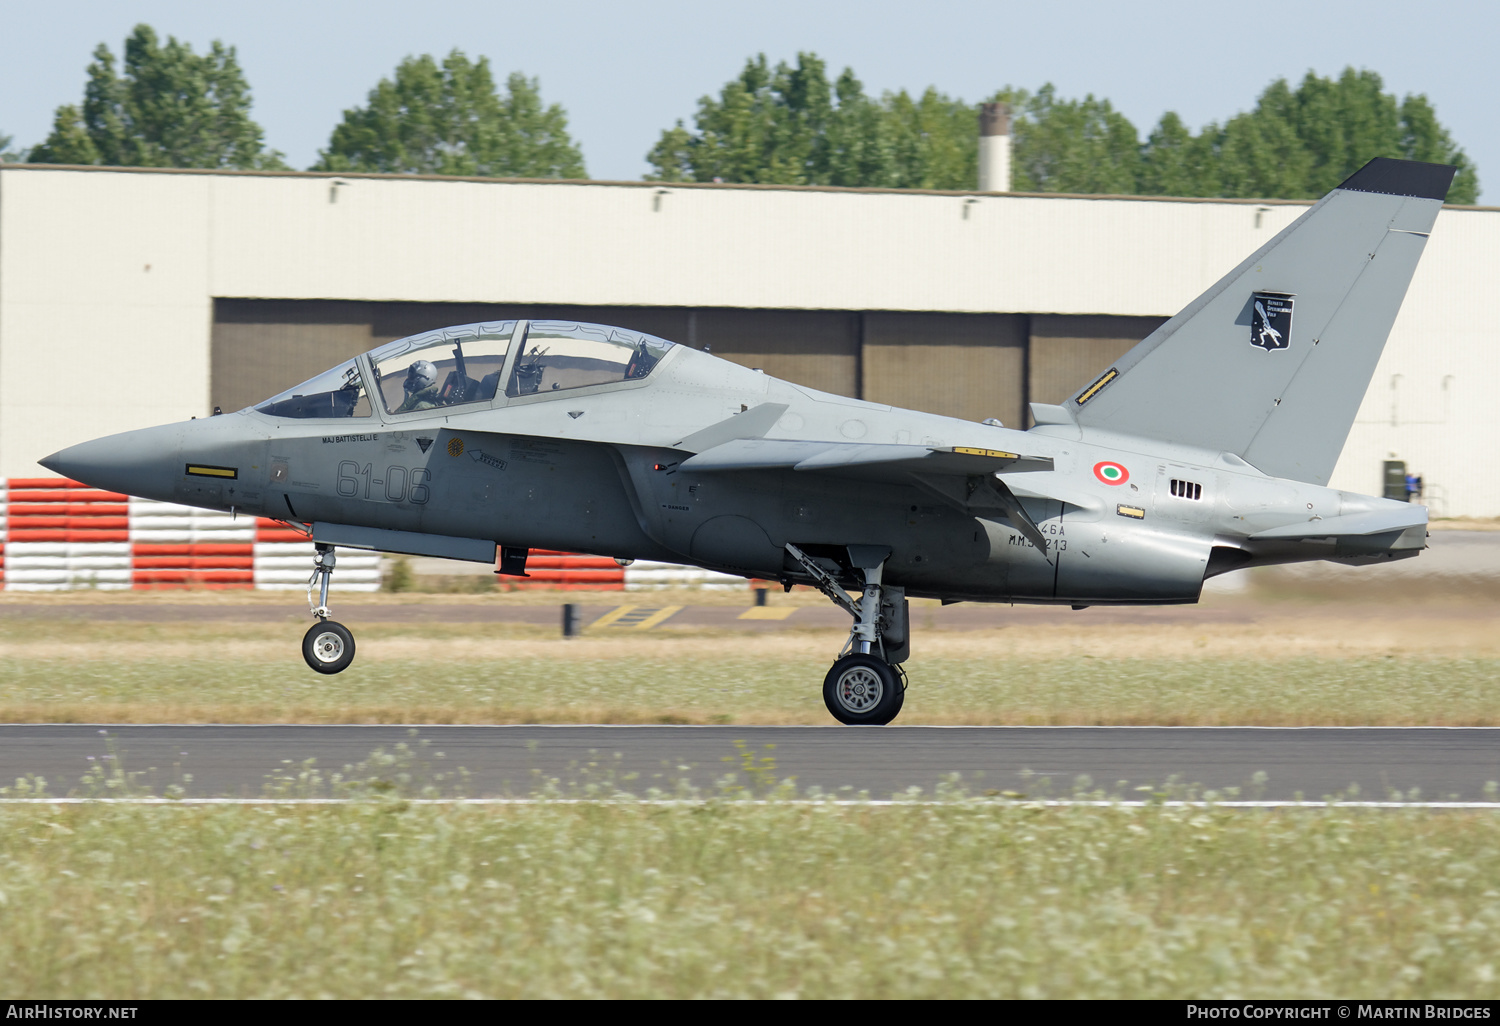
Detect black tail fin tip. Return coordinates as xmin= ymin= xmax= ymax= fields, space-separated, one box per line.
xmin=1336 ymin=157 xmax=1457 ymax=201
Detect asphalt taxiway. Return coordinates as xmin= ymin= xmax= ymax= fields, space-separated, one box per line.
xmin=2 ymin=725 xmax=1496 ymax=801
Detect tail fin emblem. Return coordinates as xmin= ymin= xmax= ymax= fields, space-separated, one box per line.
xmin=1251 ymin=293 xmax=1294 ymax=352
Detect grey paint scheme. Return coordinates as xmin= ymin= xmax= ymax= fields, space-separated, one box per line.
xmin=41 ymin=163 xmax=1448 ymax=607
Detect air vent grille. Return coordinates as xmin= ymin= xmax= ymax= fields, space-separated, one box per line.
xmin=1170 ymin=479 xmax=1203 ymax=500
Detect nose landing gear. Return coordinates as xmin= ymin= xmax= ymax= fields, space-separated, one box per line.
xmin=302 ymin=543 xmax=356 ymax=674
xmin=785 ymin=543 xmax=908 ymax=725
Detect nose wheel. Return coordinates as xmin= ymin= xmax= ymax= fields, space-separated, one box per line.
xmin=303 ymin=620 xmax=356 ymax=674
xmin=301 ymin=542 xmax=357 ymax=674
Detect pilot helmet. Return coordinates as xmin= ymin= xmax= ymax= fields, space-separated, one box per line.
xmin=404 ymin=360 xmax=438 ymax=394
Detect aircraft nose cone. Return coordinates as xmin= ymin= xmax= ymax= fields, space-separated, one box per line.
xmin=39 ymin=424 xmax=186 ymax=501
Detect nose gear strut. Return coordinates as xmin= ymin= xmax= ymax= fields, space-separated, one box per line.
xmin=308 ymin=543 xmax=336 ymax=620
xmin=302 ymin=542 xmax=356 ymax=674
xmin=784 ymin=543 xmax=908 ymax=725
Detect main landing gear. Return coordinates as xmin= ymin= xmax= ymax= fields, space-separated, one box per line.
xmin=302 ymin=543 xmax=356 ymax=674
xmin=784 ymin=543 xmax=909 ymax=726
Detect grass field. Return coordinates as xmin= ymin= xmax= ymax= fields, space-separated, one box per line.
xmin=4 ymin=592 xmax=1499 ymax=999
xmin=2 ymin=794 xmax=1498 ymax=999
xmin=1 ymin=595 xmax=1498 ymax=725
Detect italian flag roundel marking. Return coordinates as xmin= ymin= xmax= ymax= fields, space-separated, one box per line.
xmin=1094 ymin=461 xmax=1129 ymax=485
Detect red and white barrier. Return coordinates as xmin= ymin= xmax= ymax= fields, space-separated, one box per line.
xmin=0 ymin=479 xmax=747 ymax=592
xmin=0 ymin=480 xmax=377 ymax=591
xmin=4 ymin=479 xmax=132 ymax=590
xmin=129 ymin=499 xmax=255 ymax=588
xmin=251 ymin=517 xmax=381 ymax=591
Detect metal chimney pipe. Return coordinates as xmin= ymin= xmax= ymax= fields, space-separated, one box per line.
xmin=978 ymin=102 xmax=1011 ymax=193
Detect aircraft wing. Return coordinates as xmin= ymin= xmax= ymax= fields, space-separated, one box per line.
xmin=679 ymin=438 xmax=1054 ymax=478
xmin=1248 ymin=507 xmax=1428 ymax=540
xmin=680 ymin=438 xmax=1060 ymax=558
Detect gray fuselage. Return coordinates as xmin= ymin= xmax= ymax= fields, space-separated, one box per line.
xmin=47 ymin=340 xmax=1424 ymax=605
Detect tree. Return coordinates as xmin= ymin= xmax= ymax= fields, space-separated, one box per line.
xmin=1138 ymin=112 xmax=1218 ymax=196
xmin=650 ymin=57 xmax=1480 ymax=202
xmin=29 ymin=24 xmax=284 ymax=169
xmin=1010 ymin=85 xmax=1140 ymax=194
xmin=0 ymin=131 xmax=27 ymax=162
xmin=314 ymin=52 xmax=585 ymax=178
xmin=647 ymin=53 xmax=980 ymax=189
xmin=1147 ymin=69 xmax=1479 ymax=203
xmin=882 ymin=86 xmax=981 ymax=190
xmin=647 ymin=53 xmax=832 ymax=185
xmin=823 ymin=68 xmax=895 ymax=187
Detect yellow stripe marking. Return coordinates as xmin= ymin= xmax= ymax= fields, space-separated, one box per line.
xmin=186 ymin=465 xmax=237 ymax=478
xmin=954 ymin=447 xmax=1019 ymax=459
xmin=738 ymin=606 xmax=797 ymax=620
xmin=1075 ymin=367 xmax=1119 ymax=406
xmin=631 ymin=606 xmax=683 ymax=630
xmin=590 ymin=606 xmax=684 ymax=630
xmin=589 ymin=606 xmax=636 ymax=628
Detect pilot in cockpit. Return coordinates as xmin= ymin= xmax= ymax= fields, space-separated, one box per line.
xmin=395 ymin=360 xmax=442 ymax=412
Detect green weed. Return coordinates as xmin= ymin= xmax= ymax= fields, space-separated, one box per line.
xmin=1 ymin=797 xmax=1498 ymax=998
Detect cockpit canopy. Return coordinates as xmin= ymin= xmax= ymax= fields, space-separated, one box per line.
xmin=253 ymin=320 xmax=675 ymax=420
xmin=371 ymin=321 xmax=517 ymax=414
xmin=505 ymin=321 xmax=670 ymax=397
xmin=254 ymin=359 xmax=371 ymax=420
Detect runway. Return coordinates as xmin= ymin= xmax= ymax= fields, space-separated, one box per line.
xmin=3 ymin=724 xmax=1497 ymax=801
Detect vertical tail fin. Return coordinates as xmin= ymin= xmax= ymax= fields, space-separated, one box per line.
xmin=1060 ymin=158 xmax=1455 ymax=485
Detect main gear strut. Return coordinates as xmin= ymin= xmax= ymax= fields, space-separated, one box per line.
xmin=784 ymin=543 xmax=909 ymax=725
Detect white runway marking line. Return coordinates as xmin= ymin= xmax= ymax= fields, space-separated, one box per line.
xmin=3 ymin=799 xmax=1499 ymax=809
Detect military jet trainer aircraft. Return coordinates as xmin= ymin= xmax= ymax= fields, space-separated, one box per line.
xmin=43 ymin=157 xmax=1454 ymax=725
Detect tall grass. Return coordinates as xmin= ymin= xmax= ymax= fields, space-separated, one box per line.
xmin=2 ymin=652 xmax=1498 ymax=725
xmin=2 ymin=794 xmax=1498 ymax=998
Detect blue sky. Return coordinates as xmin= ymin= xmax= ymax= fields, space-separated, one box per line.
xmin=3 ymin=0 xmax=1495 ymax=199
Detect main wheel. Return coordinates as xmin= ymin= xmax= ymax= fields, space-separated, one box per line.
xmin=303 ymin=620 xmax=356 ymax=674
xmin=823 ymin=654 xmax=904 ymax=725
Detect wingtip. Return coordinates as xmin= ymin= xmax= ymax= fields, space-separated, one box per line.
xmin=1336 ymin=157 xmax=1457 ymax=201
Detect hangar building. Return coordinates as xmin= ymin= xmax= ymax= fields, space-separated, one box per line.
xmin=1 ymin=164 xmax=1497 ymax=515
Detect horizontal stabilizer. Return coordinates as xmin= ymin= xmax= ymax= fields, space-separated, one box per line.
xmin=680 ymin=438 xmax=1053 ymax=478
xmin=1248 ymin=506 xmax=1427 ymax=541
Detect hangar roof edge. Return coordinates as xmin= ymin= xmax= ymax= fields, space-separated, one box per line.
xmin=5 ymin=162 xmax=1493 ymax=211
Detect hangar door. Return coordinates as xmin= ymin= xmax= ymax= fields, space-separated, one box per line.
xmin=863 ymin=313 xmax=1027 ymax=428
xmin=1026 ymin=314 xmax=1166 ymax=425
